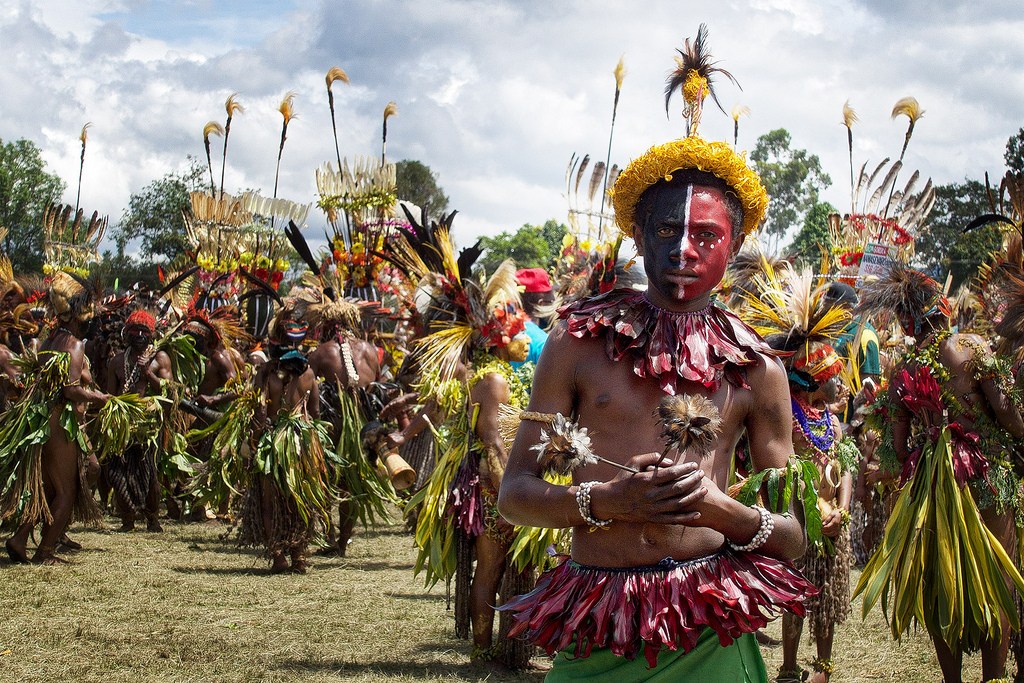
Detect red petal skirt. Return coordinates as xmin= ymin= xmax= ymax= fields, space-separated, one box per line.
xmin=500 ymin=548 xmax=817 ymax=668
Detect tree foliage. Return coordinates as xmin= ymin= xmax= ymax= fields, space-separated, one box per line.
xmin=0 ymin=137 xmax=66 ymax=273
xmin=750 ymin=129 xmax=831 ymax=247
xmin=477 ymin=220 xmax=567 ymax=274
xmin=787 ymin=200 xmax=837 ymax=268
xmin=113 ymin=158 xmax=206 ymax=264
xmin=1005 ymin=127 xmax=1024 ymax=175
xmin=917 ymin=180 xmax=1003 ymax=289
xmin=396 ymin=160 xmax=449 ymax=215
xmin=540 ymin=220 xmax=569 ymax=262
xmin=92 ymin=249 xmax=163 ymax=290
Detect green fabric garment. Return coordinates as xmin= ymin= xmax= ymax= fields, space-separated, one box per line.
xmin=545 ymin=629 xmax=767 ymax=683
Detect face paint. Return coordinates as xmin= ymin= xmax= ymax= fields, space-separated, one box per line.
xmin=636 ymin=183 xmax=734 ymax=310
xmin=124 ymin=326 xmax=151 ymax=352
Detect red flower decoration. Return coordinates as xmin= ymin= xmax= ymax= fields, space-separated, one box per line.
xmin=892 ymin=225 xmax=912 ymax=246
xmin=839 ymin=251 xmax=864 ymax=267
xmin=893 ymin=366 xmax=943 ymax=417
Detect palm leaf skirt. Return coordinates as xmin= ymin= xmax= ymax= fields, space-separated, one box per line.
xmin=854 ymin=426 xmax=1024 ymax=651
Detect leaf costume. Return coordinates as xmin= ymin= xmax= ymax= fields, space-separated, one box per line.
xmin=855 ymin=332 xmax=1024 ymax=651
xmin=237 ymin=405 xmax=337 ymax=558
xmin=0 ymin=350 xmax=101 ymax=527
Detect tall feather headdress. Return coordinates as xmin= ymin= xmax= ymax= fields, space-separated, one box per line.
xmin=829 ymin=97 xmax=935 ymax=283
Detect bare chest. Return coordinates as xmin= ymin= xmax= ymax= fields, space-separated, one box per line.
xmin=572 ymin=340 xmax=748 ymax=482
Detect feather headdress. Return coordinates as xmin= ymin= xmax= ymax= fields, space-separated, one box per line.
xmin=183 ymin=305 xmax=251 ymax=351
xmin=42 ymin=203 xmax=106 ymax=278
xmin=378 ymin=208 xmax=524 ymax=379
xmin=855 ymin=261 xmax=950 ymax=335
xmin=285 ymin=280 xmax=365 ymax=338
xmin=742 ymin=265 xmax=850 ymax=356
xmin=969 ymin=170 xmax=1024 ymax=352
xmin=612 ymin=25 xmax=767 ymax=238
xmin=315 ymin=157 xmax=400 ymax=296
xmin=565 ymin=152 xmax=619 ymax=241
xmin=0 ymin=250 xmax=19 ymax=302
xmin=183 ymin=191 xmax=296 ymax=310
xmin=830 ymin=96 xmax=934 ymax=281
xmin=47 ymin=270 xmax=99 ymax=323
xmin=994 ymin=270 xmax=1024 ymax=363
xmin=664 ymin=23 xmax=740 ymax=136
xmin=723 ymin=239 xmax=791 ymax=310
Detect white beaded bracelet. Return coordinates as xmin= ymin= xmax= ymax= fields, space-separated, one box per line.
xmin=728 ymin=505 xmax=774 ymax=552
xmin=576 ymin=481 xmax=611 ymax=530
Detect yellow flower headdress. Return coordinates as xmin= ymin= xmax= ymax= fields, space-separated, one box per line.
xmin=610 ymin=25 xmax=768 ymax=238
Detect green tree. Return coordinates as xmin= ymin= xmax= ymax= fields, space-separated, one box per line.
xmin=787 ymin=200 xmax=837 ymax=268
xmin=917 ymin=180 xmax=1002 ymax=289
xmin=1005 ymin=127 xmax=1024 ymax=175
xmin=478 ymin=223 xmax=552 ymax=274
xmin=540 ymin=219 xmax=569 ymax=260
xmin=396 ymin=160 xmax=449 ymax=215
xmin=113 ymin=158 xmax=206 ymax=263
xmin=0 ymin=137 xmax=67 ymax=273
xmin=92 ymin=249 xmax=163 ymax=290
xmin=750 ymin=129 xmax=831 ymax=249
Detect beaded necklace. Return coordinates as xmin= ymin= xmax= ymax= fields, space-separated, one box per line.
xmin=791 ymin=397 xmax=835 ymax=462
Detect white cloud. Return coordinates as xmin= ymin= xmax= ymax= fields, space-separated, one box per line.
xmin=1 ymin=0 xmax=1021 ymax=256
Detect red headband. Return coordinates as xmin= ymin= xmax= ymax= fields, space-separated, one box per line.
xmin=125 ymin=309 xmax=156 ymax=334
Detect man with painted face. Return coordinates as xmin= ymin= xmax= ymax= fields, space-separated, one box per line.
xmin=497 ymin=28 xmax=813 ymax=680
xmin=104 ymin=309 xmax=173 ymax=532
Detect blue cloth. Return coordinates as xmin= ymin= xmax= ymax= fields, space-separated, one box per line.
xmin=511 ymin=320 xmax=548 ymax=369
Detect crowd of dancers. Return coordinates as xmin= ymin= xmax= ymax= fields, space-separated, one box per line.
xmin=2 ymin=25 xmax=1024 ymax=683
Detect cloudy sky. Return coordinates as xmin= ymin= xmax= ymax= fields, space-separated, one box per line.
xmin=1 ymin=0 xmax=1021 ymax=249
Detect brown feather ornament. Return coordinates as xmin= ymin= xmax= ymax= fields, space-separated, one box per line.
xmin=657 ymin=394 xmax=722 ymax=461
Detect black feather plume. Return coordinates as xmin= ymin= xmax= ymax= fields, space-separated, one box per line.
xmin=664 ymin=24 xmax=740 ymax=117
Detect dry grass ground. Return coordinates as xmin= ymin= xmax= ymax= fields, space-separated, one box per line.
xmin=0 ymin=511 xmax=987 ymax=682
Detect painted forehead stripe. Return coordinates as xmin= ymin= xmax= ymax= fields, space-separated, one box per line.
xmin=682 ymin=184 xmax=693 ymax=237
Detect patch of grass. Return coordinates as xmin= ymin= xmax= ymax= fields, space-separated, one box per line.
xmin=0 ymin=512 xmax=988 ymax=682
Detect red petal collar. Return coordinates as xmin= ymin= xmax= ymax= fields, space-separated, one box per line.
xmin=560 ymin=289 xmax=773 ymax=394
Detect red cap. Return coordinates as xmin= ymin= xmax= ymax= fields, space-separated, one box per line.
xmin=515 ymin=268 xmax=552 ymax=293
